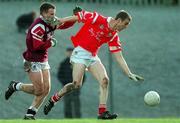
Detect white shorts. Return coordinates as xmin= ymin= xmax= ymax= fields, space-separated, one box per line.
xmin=23 ymin=60 xmax=50 ymax=72
xmin=70 ymin=46 xmax=100 ymax=68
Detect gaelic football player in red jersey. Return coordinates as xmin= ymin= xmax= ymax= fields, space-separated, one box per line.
xmin=44 ymin=7 xmax=144 ymax=119
xmin=5 ymin=2 xmax=75 ymax=120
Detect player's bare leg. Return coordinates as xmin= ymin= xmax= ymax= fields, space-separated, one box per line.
xmin=5 ymin=69 xmax=51 ymax=120
xmin=22 ymin=70 xmax=43 ymax=119
xmin=23 ymin=69 xmax=51 ymax=119
xmin=5 ymin=70 xmax=46 ymax=100
xmin=89 ymin=61 xmax=117 ymax=119
xmin=44 ymin=63 xmax=85 ymax=115
xmin=30 ymin=70 xmax=51 ymax=107
xmin=5 ymin=81 xmax=35 ymax=100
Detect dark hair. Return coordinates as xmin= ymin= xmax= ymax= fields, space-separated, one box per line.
xmin=66 ymin=47 xmax=74 ymax=51
xmin=40 ymin=2 xmax=56 ymax=15
xmin=115 ymin=10 xmax=132 ymax=21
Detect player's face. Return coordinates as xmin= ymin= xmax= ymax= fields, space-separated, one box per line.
xmin=66 ymin=51 xmax=73 ymax=57
xmin=115 ymin=18 xmax=130 ymax=32
xmin=43 ymin=8 xmax=56 ymax=23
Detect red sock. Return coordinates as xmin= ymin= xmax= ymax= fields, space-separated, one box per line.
xmin=98 ymin=104 xmax=106 ymax=115
xmin=51 ymin=93 xmax=60 ymax=103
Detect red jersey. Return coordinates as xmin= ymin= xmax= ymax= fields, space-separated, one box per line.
xmin=71 ymin=10 xmax=122 ymax=56
xmin=23 ymin=17 xmax=75 ymax=62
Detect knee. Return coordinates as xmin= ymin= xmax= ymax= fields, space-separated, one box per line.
xmin=73 ymin=81 xmax=82 ymax=89
xmin=101 ymin=77 xmax=109 ymax=88
xmin=34 ymin=85 xmax=44 ymax=96
xmin=34 ymin=89 xmax=44 ymax=96
xmin=65 ymin=82 xmax=76 ymax=92
xmin=65 ymin=81 xmax=82 ymax=93
xmin=44 ymin=85 xmax=51 ymax=96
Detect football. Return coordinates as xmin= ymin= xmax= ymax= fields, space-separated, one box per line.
xmin=144 ymin=91 xmax=160 ymax=106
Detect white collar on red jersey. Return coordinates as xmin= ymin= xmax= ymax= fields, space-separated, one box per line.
xmin=107 ymin=17 xmax=112 ymax=23
xmin=107 ymin=17 xmax=112 ymax=28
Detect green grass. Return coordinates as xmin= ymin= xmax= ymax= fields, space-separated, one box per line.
xmin=1 ymin=119 xmax=180 ymax=123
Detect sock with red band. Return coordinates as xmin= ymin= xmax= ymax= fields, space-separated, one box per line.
xmin=51 ymin=93 xmax=61 ymax=103
xmin=98 ymin=104 xmax=107 ymax=115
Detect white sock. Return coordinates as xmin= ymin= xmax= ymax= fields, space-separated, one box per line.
xmin=15 ymin=83 xmax=22 ymax=91
xmin=25 ymin=114 xmax=33 ymax=116
xmin=29 ymin=106 xmax=38 ymax=112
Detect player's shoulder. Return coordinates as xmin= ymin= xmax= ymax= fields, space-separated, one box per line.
xmin=31 ymin=19 xmax=45 ymax=32
xmin=30 ymin=24 xmax=45 ymax=37
xmin=91 ymin=11 xmax=107 ymax=24
xmin=32 ymin=17 xmax=45 ymax=28
xmin=82 ymin=10 xmax=100 ymax=18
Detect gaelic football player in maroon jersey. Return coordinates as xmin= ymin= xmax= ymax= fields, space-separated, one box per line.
xmin=5 ymin=2 xmax=75 ymax=120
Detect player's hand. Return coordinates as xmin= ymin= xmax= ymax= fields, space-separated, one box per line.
xmin=129 ymin=73 xmax=144 ymax=82
xmin=73 ymin=6 xmax=83 ymax=15
xmin=51 ymin=16 xmax=61 ymax=26
xmin=47 ymin=16 xmax=61 ymax=26
xmin=51 ymin=38 xmax=58 ymax=47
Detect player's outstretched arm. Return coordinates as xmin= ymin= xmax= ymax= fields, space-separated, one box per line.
xmin=113 ymin=51 xmax=144 ymax=82
xmin=60 ymin=16 xmax=79 ymax=23
xmin=57 ymin=5 xmax=82 ymax=25
xmin=55 ymin=7 xmax=83 ymax=30
xmin=56 ymin=16 xmax=78 ymax=29
xmin=49 ymin=15 xmax=78 ymax=29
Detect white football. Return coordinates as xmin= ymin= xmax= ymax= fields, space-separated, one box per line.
xmin=144 ymin=91 xmax=160 ymax=106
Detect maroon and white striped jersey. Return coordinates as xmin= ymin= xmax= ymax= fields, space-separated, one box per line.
xmin=23 ymin=17 xmax=75 ymax=62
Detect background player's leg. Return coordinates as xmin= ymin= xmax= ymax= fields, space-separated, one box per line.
xmin=64 ymin=93 xmax=73 ymax=118
xmin=73 ymin=89 xmax=81 ymax=118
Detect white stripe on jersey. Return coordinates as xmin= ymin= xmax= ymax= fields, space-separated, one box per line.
xmin=109 ymin=33 xmax=118 ymax=42
xmin=31 ymin=23 xmax=45 ymax=39
xmin=107 ymin=17 xmax=112 ymax=23
xmin=79 ymin=12 xmax=83 ymax=20
xmin=32 ymin=35 xmax=42 ymax=42
xmin=92 ymin=12 xmax=99 ymax=24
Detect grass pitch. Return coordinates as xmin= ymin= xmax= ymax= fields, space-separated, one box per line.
xmin=0 ymin=119 xmax=180 ymax=123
